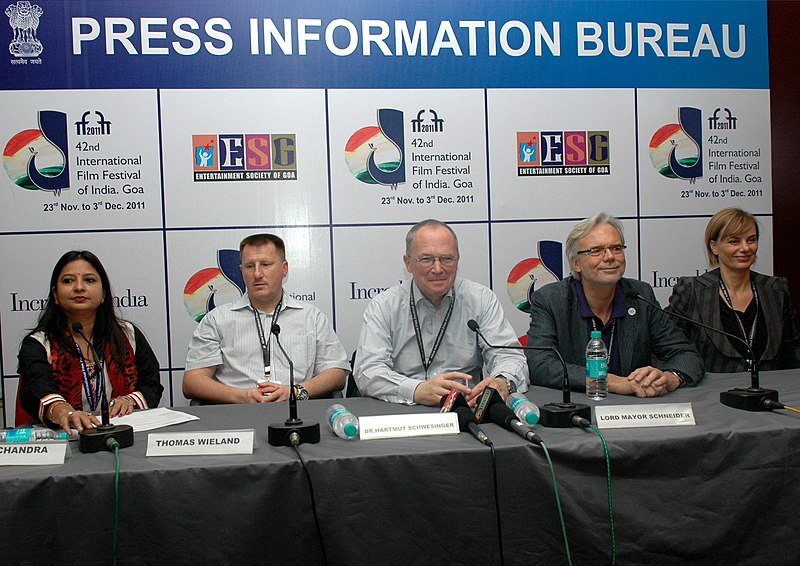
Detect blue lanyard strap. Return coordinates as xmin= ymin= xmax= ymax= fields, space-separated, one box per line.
xmin=73 ymin=339 xmax=104 ymax=411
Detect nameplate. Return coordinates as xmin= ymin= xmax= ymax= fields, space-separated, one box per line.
xmin=146 ymin=429 xmax=255 ymax=456
xmin=595 ymin=403 xmax=695 ymax=429
xmin=0 ymin=442 xmax=69 ymax=465
xmin=359 ymin=413 xmax=459 ymax=440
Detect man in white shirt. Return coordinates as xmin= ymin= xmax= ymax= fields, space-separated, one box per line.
xmin=353 ymin=219 xmax=528 ymax=406
xmin=184 ymin=234 xmax=349 ymax=403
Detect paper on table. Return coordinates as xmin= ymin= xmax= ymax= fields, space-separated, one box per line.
xmin=109 ymin=407 xmax=199 ymax=432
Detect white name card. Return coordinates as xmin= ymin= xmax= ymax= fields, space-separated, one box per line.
xmin=0 ymin=442 xmax=69 ymax=465
xmin=595 ymin=403 xmax=696 ymax=429
xmin=359 ymin=413 xmax=459 ymax=440
xmin=146 ymin=429 xmax=255 ymax=456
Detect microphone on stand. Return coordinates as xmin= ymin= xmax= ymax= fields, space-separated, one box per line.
xmin=467 ymin=319 xmax=591 ymax=428
xmin=267 ymin=323 xmax=320 ymax=446
xmin=71 ymin=322 xmax=134 ymax=453
xmin=626 ymin=288 xmax=780 ymax=411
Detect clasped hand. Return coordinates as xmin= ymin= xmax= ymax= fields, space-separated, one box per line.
xmin=610 ymin=366 xmax=679 ymax=397
xmin=243 ymin=381 xmax=291 ymax=403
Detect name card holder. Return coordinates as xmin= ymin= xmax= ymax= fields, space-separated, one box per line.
xmin=147 ymin=429 xmax=255 ymax=456
xmin=359 ymin=413 xmax=459 ymax=440
xmin=0 ymin=441 xmax=70 ymax=466
xmin=595 ymin=403 xmax=696 ymax=429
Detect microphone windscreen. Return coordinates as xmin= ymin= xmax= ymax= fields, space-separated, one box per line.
xmin=71 ymin=321 xmax=84 ymax=333
xmin=451 ymin=392 xmax=471 ymax=410
xmin=271 ymin=323 xmax=281 ymax=335
xmin=439 ymin=389 xmax=470 ymax=413
xmin=622 ymin=285 xmax=639 ymax=300
xmin=454 ymin=406 xmax=478 ymax=432
xmin=467 ymin=319 xmax=479 ymax=332
xmin=487 ymin=401 xmax=515 ymax=429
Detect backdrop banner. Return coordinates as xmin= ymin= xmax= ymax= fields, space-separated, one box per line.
xmin=0 ymin=0 xmax=771 ymax=425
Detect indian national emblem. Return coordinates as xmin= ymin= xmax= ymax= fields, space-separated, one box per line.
xmin=6 ymin=1 xmax=43 ymax=57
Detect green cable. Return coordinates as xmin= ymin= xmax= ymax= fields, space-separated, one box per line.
xmin=588 ymin=425 xmax=616 ymax=565
xmin=539 ymin=442 xmax=573 ymax=566
xmin=108 ymin=439 xmax=121 ymax=566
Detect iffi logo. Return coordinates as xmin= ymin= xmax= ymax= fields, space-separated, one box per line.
xmin=75 ymin=111 xmax=111 ymax=136
xmin=516 ymin=131 xmax=610 ymax=177
xmin=506 ymin=241 xmax=563 ymax=315
xmin=648 ymin=107 xmax=703 ymax=183
xmin=3 ymin=110 xmax=70 ymax=194
xmin=192 ymin=133 xmax=297 ymax=182
xmin=507 ymin=240 xmax=562 ymax=344
xmin=344 ymin=108 xmax=406 ymax=188
xmin=183 ymin=249 xmax=246 ymax=322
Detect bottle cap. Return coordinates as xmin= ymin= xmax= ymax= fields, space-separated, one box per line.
xmin=590 ymin=330 xmax=602 ymax=338
xmin=343 ymin=423 xmax=358 ymax=438
xmin=524 ymin=412 xmax=539 ymax=425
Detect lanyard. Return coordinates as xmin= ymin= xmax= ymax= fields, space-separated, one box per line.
xmin=73 ymin=339 xmax=104 ymax=412
xmin=590 ymin=318 xmax=616 ymax=360
xmin=252 ymin=295 xmax=283 ymax=380
xmin=719 ymin=277 xmax=759 ymax=349
xmin=409 ymin=284 xmax=455 ymax=375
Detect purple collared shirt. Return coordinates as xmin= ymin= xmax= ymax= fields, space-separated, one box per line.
xmin=574 ymin=280 xmax=628 ymax=376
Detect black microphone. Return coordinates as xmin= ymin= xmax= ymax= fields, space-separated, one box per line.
xmin=440 ymin=391 xmax=492 ymax=445
xmin=625 ymin=288 xmax=780 ymax=412
xmin=272 ymin=324 xmax=298 ymax=420
xmin=455 ymin=406 xmax=493 ymax=447
xmin=267 ymin=323 xmax=320 ymax=446
xmin=487 ymin=402 xmax=542 ymax=446
xmin=71 ymin=321 xmax=134 ymax=453
xmin=467 ymin=319 xmax=591 ymax=428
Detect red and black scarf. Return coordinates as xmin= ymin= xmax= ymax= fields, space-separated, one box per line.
xmin=47 ymin=329 xmax=138 ymax=410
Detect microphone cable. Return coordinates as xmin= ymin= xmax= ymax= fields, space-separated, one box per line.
xmin=484 ymin=399 xmax=574 ymax=565
xmin=764 ymin=399 xmax=800 ymax=414
xmin=581 ymin=423 xmax=617 ymax=566
xmin=537 ymin=440 xmax=573 ymax=566
xmin=291 ymin=445 xmax=329 ymax=566
xmin=108 ymin=437 xmax=121 ymax=566
xmin=449 ymin=397 xmax=506 ymax=565
xmin=487 ymin=442 xmax=506 ymax=566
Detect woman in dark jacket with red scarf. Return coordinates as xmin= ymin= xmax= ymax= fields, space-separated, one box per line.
xmin=18 ymin=250 xmax=163 ymax=435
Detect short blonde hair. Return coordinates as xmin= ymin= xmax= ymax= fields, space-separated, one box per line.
xmin=705 ymin=208 xmax=759 ymax=266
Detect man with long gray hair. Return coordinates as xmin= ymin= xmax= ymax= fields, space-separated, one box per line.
xmin=526 ymin=212 xmax=703 ymax=396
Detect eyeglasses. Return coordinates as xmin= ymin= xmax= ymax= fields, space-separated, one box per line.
xmin=414 ymin=255 xmax=458 ymax=268
xmin=576 ymin=245 xmax=627 ymax=258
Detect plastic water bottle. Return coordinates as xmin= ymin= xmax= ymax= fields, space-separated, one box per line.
xmin=0 ymin=428 xmax=69 ymax=442
xmin=506 ymin=393 xmax=540 ymax=425
xmin=586 ymin=330 xmax=609 ymax=400
xmin=326 ymin=404 xmax=359 ymax=440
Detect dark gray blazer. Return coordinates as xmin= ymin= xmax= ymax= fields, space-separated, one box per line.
xmin=667 ymin=268 xmax=800 ymax=372
xmin=526 ymin=277 xmax=704 ymax=391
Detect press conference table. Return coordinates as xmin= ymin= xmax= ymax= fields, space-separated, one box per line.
xmin=1 ymin=371 xmax=799 ymax=565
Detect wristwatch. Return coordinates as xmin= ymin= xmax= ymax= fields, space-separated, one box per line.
xmin=294 ymin=384 xmax=310 ymax=401
xmin=498 ymin=375 xmax=517 ymax=394
xmin=667 ymin=370 xmax=686 ymax=388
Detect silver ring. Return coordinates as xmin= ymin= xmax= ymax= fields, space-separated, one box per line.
xmin=67 ymin=411 xmax=74 ymax=418
xmin=110 ymin=399 xmax=116 ymax=407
